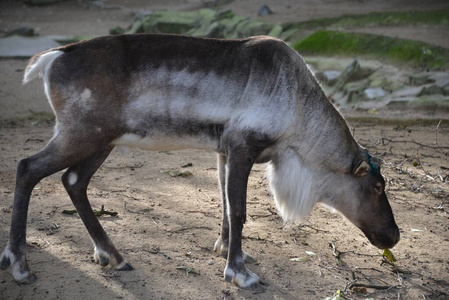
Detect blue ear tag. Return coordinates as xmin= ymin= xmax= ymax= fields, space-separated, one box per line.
xmin=366 ymin=154 xmax=381 ymax=176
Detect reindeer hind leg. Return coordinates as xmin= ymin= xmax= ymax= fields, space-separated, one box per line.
xmin=61 ymin=146 xmax=133 ymax=271
xmin=1 ymin=132 xmax=115 ymax=283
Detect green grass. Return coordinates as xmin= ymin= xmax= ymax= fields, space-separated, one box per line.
xmin=292 ymin=30 xmax=449 ymax=69
xmin=283 ymin=11 xmax=449 ymax=30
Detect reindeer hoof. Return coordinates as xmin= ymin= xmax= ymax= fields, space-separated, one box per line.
xmin=217 ymin=250 xmax=256 ymax=264
xmin=94 ymin=253 xmax=109 ymax=267
xmin=224 ymin=266 xmax=267 ymax=291
xmin=93 ymin=247 xmax=112 ymax=267
xmin=242 ymin=252 xmax=257 ymax=264
xmin=245 ymin=280 xmax=268 ymax=291
xmin=1 ymin=247 xmax=37 ymax=284
xmin=213 ymin=236 xmax=224 ymax=253
xmin=93 ymin=247 xmax=132 ymax=271
xmin=214 ymin=237 xmax=256 ymax=264
xmin=0 ymin=254 xmax=11 ymax=270
xmin=14 ymin=271 xmax=37 ymax=284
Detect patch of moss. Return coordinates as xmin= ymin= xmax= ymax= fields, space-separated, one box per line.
xmin=292 ymin=31 xmax=449 ymax=69
xmin=54 ymin=36 xmax=93 ymax=45
xmin=284 ymin=11 xmax=449 ymax=30
xmin=408 ymin=96 xmax=449 ymax=108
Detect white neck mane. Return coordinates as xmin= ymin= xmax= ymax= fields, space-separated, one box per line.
xmin=267 ymin=147 xmax=318 ymax=222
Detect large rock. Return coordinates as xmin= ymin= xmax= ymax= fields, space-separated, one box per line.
xmin=122 ymin=9 xmax=283 ymax=39
xmin=392 ymin=86 xmax=423 ymax=98
xmin=144 ymin=10 xmax=202 ymax=34
xmin=0 ymin=36 xmax=60 ymax=58
xmin=230 ymin=19 xmax=281 ymax=38
xmin=344 ymin=80 xmax=369 ymax=103
xmin=309 ymin=57 xmax=449 ymax=110
xmin=418 ymin=84 xmax=444 ymax=96
xmin=443 ymin=86 xmax=449 ymax=96
xmin=334 ymin=60 xmax=372 ymax=90
xmin=428 ymin=72 xmax=449 ymax=89
xmin=364 ymin=87 xmax=386 ymax=100
xmin=409 ymin=73 xmax=434 ymax=86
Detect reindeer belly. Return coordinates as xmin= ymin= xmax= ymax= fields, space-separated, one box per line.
xmin=112 ymin=132 xmax=219 ymax=151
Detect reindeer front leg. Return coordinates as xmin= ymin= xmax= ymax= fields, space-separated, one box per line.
xmin=222 ymin=143 xmax=266 ymax=290
xmin=214 ymin=153 xmax=256 ymax=264
xmin=214 ymin=154 xmax=230 ymax=257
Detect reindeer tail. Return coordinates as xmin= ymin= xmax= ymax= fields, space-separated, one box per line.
xmin=23 ymin=50 xmax=64 ymax=84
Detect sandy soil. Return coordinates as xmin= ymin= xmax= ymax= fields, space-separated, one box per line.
xmin=1 ymin=1 xmax=449 ymax=299
xmin=1 ymin=120 xmax=448 ymax=300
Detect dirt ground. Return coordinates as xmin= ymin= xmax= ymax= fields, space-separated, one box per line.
xmin=1 ymin=1 xmax=449 ymax=300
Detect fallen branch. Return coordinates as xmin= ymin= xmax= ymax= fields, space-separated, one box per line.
xmin=349 ymin=282 xmax=398 ymax=290
xmin=329 ymin=241 xmax=341 ymax=266
xmin=381 ymin=260 xmax=412 ymax=274
xmin=63 ymin=206 xmax=118 ymax=217
xmin=99 ymin=272 xmax=120 ymax=278
xmin=371 ymin=137 xmax=449 ymax=151
xmin=167 ymin=226 xmax=212 ymax=233
xmin=249 ymin=208 xmax=278 ymax=219
xmin=94 ymin=205 xmax=118 ymax=217
xmin=341 ymin=250 xmax=383 ymax=258
xmin=298 ymin=223 xmax=330 ymax=233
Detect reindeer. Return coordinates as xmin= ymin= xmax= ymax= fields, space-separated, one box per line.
xmin=0 ymin=34 xmax=399 ymax=290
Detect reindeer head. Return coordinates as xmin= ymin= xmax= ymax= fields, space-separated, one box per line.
xmin=321 ymin=154 xmax=400 ymax=249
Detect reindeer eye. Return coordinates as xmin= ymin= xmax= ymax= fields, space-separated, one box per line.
xmin=374 ymin=182 xmax=382 ymax=194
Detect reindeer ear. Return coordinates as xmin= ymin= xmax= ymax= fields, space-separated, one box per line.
xmin=354 ymin=160 xmax=370 ymax=177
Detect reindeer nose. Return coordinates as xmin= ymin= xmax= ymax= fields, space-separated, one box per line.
xmin=392 ymin=226 xmax=400 ymax=246
xmin=384 ymin=225 xmax=400 ymax=249
xmin=366 ymin=224 xmax=400 ymax=249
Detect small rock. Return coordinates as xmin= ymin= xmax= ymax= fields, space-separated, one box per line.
xmin=347 ymin=90 xmax=362 ymax=103
xmin=258 ymin=4 xmax=273 ymax=16
xmin=409 ymin=74 xmax=434 ymax=86
xmin=364 ymin=87 xmax=386 ymax=100
xmin=322 ymin=70 xmax=341 ymax=86
xmin=109 ymin=26 xmax=125 ymax=35
xmin=165 ymin=170 xmax=192 ymax=177
xmin=335 ymin=60 xmax=371 ymax=90
xmin=4 ymin=27 xmax=35 ymax=37
xmin=392 ymin=86 xmax=423 ymax=98
xmin=443 ymin=85 xmax=449 ymax=96
xmin=418 ymin=84 xmax=444 ymax=96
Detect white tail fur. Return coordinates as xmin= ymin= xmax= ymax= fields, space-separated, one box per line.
xmin=23 ymin=50 xmax=63 ymax=84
